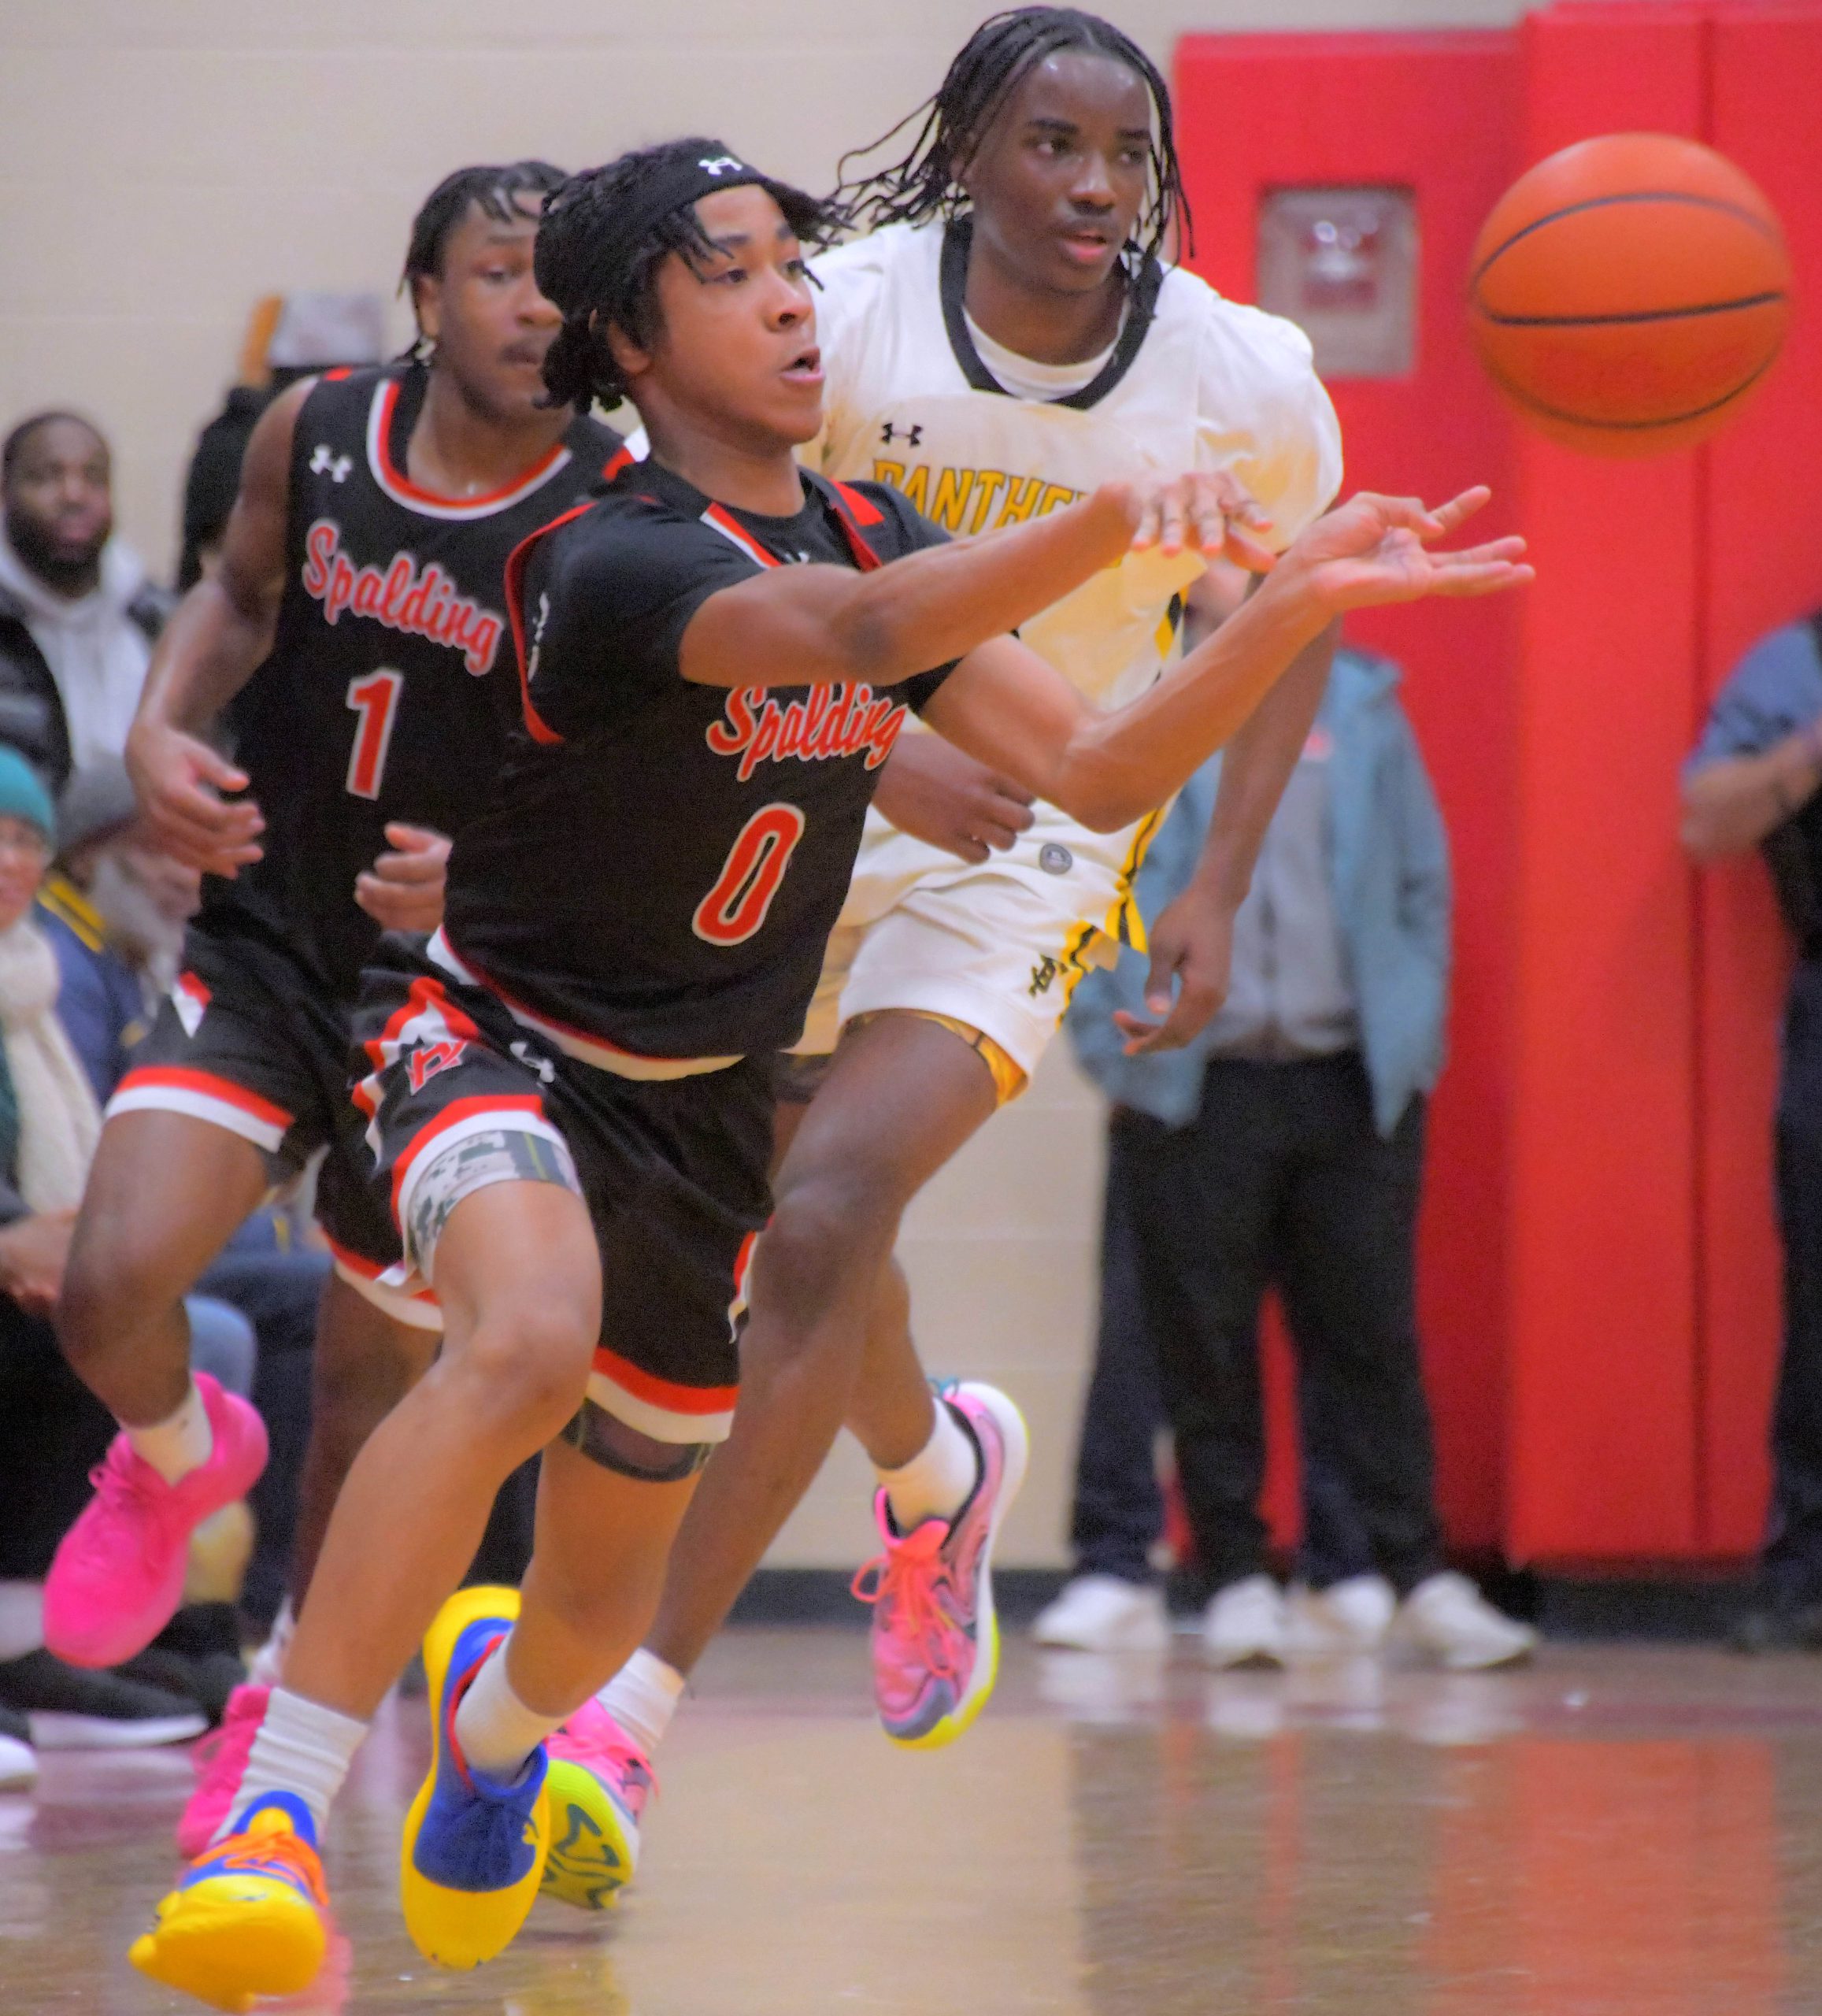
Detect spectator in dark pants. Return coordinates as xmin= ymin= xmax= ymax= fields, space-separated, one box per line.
xmin=1683 ymin=610 xmax=1822 ymax=1650
xmin=1046 ymin=640 xmax=1535 ymax=1670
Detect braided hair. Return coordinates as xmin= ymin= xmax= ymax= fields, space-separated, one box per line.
xmin=402 ymin=160 xmax=568 ymax=291
xmin=537 ymin=139 xmax=840 ymax=413
xmin=398 ymin=160 xmax=568 ymax=365
xmin=833 ymin=8 xmax=1189 ymax=269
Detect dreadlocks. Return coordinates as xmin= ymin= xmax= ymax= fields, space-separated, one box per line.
xmin=401 ymin=160 xmax=568 ymax=293
xmin=536 ymin=139 xmax=841 ymax=413
xmin=833 ymin=8 xmax=1188 ymax=271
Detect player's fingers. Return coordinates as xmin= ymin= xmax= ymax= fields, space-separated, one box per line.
xmin=1111 ymin=1007 xmax=1163 ymax=1054
xmin=987 ymin=784 xmax=1037 ymax=823
xmin=1429 ymin=560 xmax=1536 ymax=597
xmin=1355 ymin=493 xmax=1446 ymax=537
xmin=369 ymin=849 xmax=446 ymax=884
xmin=1423 ymin=486 xmax=1493 ymax=537
xmin=1131 ymin=485 xmax=1165 ymax=550
xmin=383 ymin=821 xmax=449 ymax=853
xmin=1434 ymin=535 xmax=1528 ymax=568
xmin=1224 ymin=524 xmax=1279 ymax=573
xmin=190 ymin=745 xmax=250 ymax=793
xmin=1157 ymin=484 xmax=1188 ymax=556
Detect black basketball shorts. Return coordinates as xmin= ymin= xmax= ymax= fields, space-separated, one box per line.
xmin=106 ymin=918 xmax=409 ymax=1314
xmin=331 ymin=936 xmax=774 ymax=1445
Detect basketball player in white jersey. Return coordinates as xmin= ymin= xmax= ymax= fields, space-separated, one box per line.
xmin=576 ymin=6 xmax=1345 ymax=1877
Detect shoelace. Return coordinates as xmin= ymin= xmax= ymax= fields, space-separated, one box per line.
xmin=556 ymin=1720 xmax=657 ymax=1817
xmin=80 ymin=1447 xmax=172 ymax=1558
xmin=204 ymin=1827 xmax=329 ymax=1909
xmin=851 ymin=1529 xmax=962 ymax=1683
xmin=191 ymin=1690 xmax=265 ymax=1787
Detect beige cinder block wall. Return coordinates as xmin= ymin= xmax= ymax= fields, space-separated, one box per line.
xmin=2 ymin=0 xmax=1542 ymax=1569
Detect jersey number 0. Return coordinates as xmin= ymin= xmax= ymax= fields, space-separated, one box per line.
xmin=693 ymin=802 xmax=806 ymax=947
xmin=345 ymin=669 xmax=404 ymax=800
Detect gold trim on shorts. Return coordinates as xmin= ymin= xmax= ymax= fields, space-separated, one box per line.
xmin=848 ymin=1010 xmax=1027 ymax=1106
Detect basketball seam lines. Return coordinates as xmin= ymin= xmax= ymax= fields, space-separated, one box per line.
xmin=1476 ymin=290 xmax=1786 ymax=329
xmin=1471 ymin=189 xmax=1787 ymax=289
xmin=1479 ymin=346 xmax=1781 ymax=432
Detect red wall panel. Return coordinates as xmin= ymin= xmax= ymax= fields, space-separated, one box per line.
xmin=1175 ymin=2 xmax=1822 ymax=1568
xmin=1504 ymin=6 xmax=1708 ymax=1556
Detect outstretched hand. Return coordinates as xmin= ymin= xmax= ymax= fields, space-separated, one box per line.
xmin=1104 ymin=470 xmax=1281 ymax=573
xmin=1289 ymin=487 xmax=1533 ymax=610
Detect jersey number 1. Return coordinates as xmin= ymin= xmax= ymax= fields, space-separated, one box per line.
xmin=346 ymin=669 xmax=403 ymax=800
xmin=693 ymin=803 xmax=806 ymax=947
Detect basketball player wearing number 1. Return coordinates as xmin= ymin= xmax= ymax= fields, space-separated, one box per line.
xmin=42 ymin=165 xmax=623 ymax=1781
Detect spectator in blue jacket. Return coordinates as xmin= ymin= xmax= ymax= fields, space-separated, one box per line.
xmin=1042 ymin=634 xmax=1534 ymax=1673
xmin=1683 ymin=609 xmax=1822 ymax=1651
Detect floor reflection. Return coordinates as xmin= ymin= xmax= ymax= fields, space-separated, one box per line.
xmin=4 ymin=1632 xmax=1821 ymax=2013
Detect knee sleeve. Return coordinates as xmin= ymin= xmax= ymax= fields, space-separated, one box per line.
xmin=559 ymin=1399 xmax=714 ymax=1484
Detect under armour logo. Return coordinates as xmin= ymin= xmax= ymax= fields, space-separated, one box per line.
xmin=309 ymin=444 xmax=351 ymax=483
xmin=880 ymin=422 xmax=923 ymax=448
xmin=509 ymin=1039 xmax=557 ymax=1086
xmin=698 ymin=155 xmax=745 ymax=177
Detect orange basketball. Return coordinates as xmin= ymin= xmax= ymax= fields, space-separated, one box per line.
xmin=1468 ymin=132 xmax=1791 ymax=457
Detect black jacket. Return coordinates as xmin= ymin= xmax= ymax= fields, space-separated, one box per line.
xmin=0 ymin=577 xmax=172 ymax=792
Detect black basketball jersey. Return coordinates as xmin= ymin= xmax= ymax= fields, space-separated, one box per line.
xmin=202 ymin=362 xmax=624 ymax=999
xmin=441 ymin=460 xmax=955 ymax=1062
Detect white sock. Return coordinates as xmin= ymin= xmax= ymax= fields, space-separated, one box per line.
xmin=878 ymin=1399 xmax=980 ymax=1531
xmin=452 ymin=1635 xmax=563 ymax=1784
xmin=0 ymin=1581 xmax=45 ymax=1663
xmin=596 ymin=1647 xmax=684 ymax=1758
xmin=126 ymin=1377 xmax=213 ymax=1485
xmin=248 ymin=1599 xmax=295 ymax=1689
xmin=213 ymin=1685 xmax=367 ymax=1846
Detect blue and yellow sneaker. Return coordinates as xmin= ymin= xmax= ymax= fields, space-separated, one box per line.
xmin=400 ymin=1585 xmax=550 ymax=1970
xmin=129 ymin=1792 xmax=329 ymax=2013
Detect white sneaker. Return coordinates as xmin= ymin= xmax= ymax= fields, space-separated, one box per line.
xmin=0 ymin=1727 xmax=35 ymax=1792
xmin=1394 ymin=1572 xmax=1538 ymax=1670
xmin=1032 ymin=1574 xmax=1169 ymax=1652
xmin=1285 ymin=1575 xmax=1396 ymax=1656
xmin=1202 ymin=1574 xmax=1287 ymax=1669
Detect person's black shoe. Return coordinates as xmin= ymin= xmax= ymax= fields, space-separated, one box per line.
xmin=1728 ymin=1598 xmax=1822 ymax=1654
xmin=0 ymin=1649 xmax=207 ymax=1749
xmin=115 ymin=1647 xmax=247 ymax=1726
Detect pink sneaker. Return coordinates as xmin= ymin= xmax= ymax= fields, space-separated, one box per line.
xmin=541 ymin=1699 xmax=654 ymax=1910
xmin=44 ymin=1373 xmax=268 ymax=1670
xmin=851 ymin=1382 xmax=1029 ymax=1750
xmin=176 ymin=1681 xmax=270 ymax=1860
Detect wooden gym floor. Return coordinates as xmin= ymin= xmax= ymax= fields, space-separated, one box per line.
xmin=7 ymin=1628 xmax=1822 ymax=2014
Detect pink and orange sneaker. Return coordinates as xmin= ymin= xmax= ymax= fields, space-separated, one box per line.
xmin=176 ymin=1682 xmax=269 ymax=1861
xmin=45 ymin=1373 xmax=268 ymax=1670
xmin=542 ymin=1698 xmax=655 ymax=1910
xmin=851 ymin=1382 xmax=1029 ymax=1751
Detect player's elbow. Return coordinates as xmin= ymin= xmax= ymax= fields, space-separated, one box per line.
xmin=1050 ymin=762 xmax=1150 ymax=835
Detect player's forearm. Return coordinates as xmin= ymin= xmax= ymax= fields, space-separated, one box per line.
xmin=1044 ymin=562 xmax=1332 ymax=833
xmin=1189 ymin=621 xmax=1338 ymax=910
xmin=687 ymin=484 xmax=1137 ymax=691
xmin=136 ymin=577 xmax=276 ymax=737
xmin=1682 ymin=730 xmax=1822 ymax=858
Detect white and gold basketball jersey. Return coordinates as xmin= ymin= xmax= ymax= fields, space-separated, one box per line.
xmin=810 ymin=218 xmax=1343 ymax=713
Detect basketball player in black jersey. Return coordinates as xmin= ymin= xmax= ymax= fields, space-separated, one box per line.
xmin=124 ymin=139 xmax=1527 ymax=2008
xmin=42 ymin=165 xmax=623 ymax=1791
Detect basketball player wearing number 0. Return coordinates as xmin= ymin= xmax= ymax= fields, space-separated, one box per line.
xmin=44 ymin=165 xmax=623 ymax=1727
